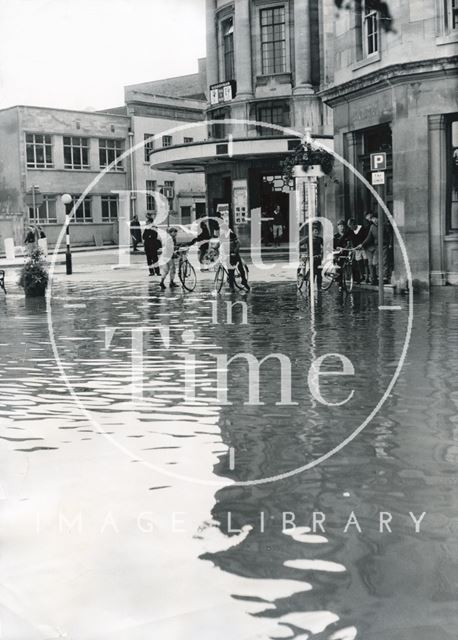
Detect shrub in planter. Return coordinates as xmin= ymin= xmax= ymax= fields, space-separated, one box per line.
xmin=18 ymin=248 xmax=49 ymax=297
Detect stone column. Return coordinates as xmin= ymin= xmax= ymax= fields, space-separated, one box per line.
xmin=206 ymin=0 xmax=218 ymax=89
xmin=429 ymin=114 xmax=447 ymax=285
xmin=293 ymin=0 xmax=313 ymax=94
xmin=234 ymin=0 xmax=253 ymax=100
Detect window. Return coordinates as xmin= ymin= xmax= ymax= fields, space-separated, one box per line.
xmin=161 ymin=180 xmax=175 ymax=210
xmin=162 ymin=135 xmax=173 ymax=148
xmin=356 ymin=0 xmax=379 ymax=58
xmin=181 ymin=206 xmax=192 ymax=223
xmin=211 ymin=109 xmax=228 ymax=139
xmin=445 ymin=0 xmax=458 ymax=32
xmin=448 ymin=118 xmax=458 ymax=232
xmin=28 ymin=195 xmax=57 ymax=223
xmin=184 ymin=137 xmax=194 ymax=144
xmin=260 ymin=6 xmax=287 ymax=74
xmin=256 ymin=101 xmax=290 ymax=136
xmin=26 ymin=134 xmax=53 ymax=168
xmin=65 ymin=195 xmax=92 ymax=223
xmin=99 ymin=139 xmax=124 ymax=171
xmin=63 ymin=136 xmax=90 ymax=169
xmin=101 ymin=195 xmax=118 ymax=222
xmin=222 ymin=17 xmax=235 ymax=81
xmin=364 ymin=2 xmax=379 ymax=56
xmin=144 ymin=133 xmax=155 ymax=162
xmin=146 ymin=180 xmax=157 ymax=212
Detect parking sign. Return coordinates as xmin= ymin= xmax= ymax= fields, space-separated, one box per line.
xmin=370 ymin=152 xmax=387 ymax=171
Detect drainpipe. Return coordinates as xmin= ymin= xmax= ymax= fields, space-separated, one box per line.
xmin=128 ymin=128 xmax=136 ymax=219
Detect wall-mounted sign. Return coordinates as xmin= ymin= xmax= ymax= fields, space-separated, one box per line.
xmin=371 ymin=171 xmax=385 ymax=186
xmin=210 ymin=80 xmax=237 ymax=106
xmin=233 ymin=179 xmax=248 ymax=225
xmin=370 ymin=152 xmax=387 ymax=172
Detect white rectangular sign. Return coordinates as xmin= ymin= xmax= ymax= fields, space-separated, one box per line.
xmin=371 ymin=171 xmax=385 ymax=185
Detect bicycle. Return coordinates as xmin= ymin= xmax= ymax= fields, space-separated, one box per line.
xmin=214 ymin=257 xmax=250 ymax=293
xmin=177 ymin=246 xmax=197 ymax=292
xmin=321 ymin=249 xmax=354 ymax=292
xmin=0 ymin=270 xmax=6 ymax=294
xmin=297 ymin=254 xmax=321 ymax=293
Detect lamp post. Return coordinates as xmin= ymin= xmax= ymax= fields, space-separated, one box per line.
xmin=61 ymin=193 xmax=73 ymax=275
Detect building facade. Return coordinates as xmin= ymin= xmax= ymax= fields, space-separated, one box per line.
xmin=321 ymin=0 xmax=458 ymax=287
xmin=0 ymin=105 xmax=131 ymax=248
xmin=150 ymin=0 xmax=334 ymax=244
xmin=122 ymin=77 xmax=207 ymax=226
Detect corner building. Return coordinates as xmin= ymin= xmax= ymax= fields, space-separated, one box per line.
xmin=321 ymin=0 xmax=458 ymax=287
xmin=150 ymin=0 xmax=333 ymax=242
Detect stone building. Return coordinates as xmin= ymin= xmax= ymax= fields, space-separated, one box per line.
xmin=122 ymin=70 xmax=207 ymax=226
xmin=150 ymin=0 xmax=334 ymax=244
xmin=0 ymin=105 xmax=131 ymax=248
xmin=321 ymin=0 xmax=458 ymax=287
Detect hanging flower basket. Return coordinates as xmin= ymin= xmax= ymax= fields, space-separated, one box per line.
xmin=282 ymin=141 xmax=335 ymax=184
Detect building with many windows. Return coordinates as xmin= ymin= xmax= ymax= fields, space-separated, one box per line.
xmin=118 ymin=71 xmax=207 ymax=226
xmin=0 ymin=105 xmax=131 ymax=247
xmin=321 ymin=0 xmax=458 ymax=286
xmin=149 ymin=0 xmax=334 ymax=245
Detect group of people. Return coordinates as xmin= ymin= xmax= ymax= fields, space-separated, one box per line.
xmin=302 ymin=212 xmax=394 ymax=289
xmin=137 ymin=211 xmax=249 ymax=292
xmin=24 ymin=224 xmax=47 ymax=255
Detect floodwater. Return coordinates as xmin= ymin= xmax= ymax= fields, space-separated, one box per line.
xmin=0 ymin=275 xmax=457 ymax=640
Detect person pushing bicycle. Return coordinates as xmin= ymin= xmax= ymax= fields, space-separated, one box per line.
xmin=299 ymin=223 xmax=323 ymax=288
xmin=221 ymin=228 xmax=250 ymax=292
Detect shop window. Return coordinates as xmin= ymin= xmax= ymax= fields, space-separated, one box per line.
xmin=222 ymin=17 xmax=235 ymax=81
xmin=144 ymin=134 xmax=154 ymax=162
xmin=63 ymin=136 xmax=90 ymax=170
xmin=444 ymin=0 xmax=458 ymax=32
xmin=260 ymin=6 xmax=287 ymax=74
xmin=28 ymin=195 xmax=57 ymax=223
xmin=256 ymin=101 xmax=290 ymax=136
xmin=355 ymin=0 xmax=380 ymax=60
xmin=99 ymin=139 xmax=124 ymax=171
xmin=146 ymin=180 xmax=157 ymax=212
xmin=26 ymin=133 xmax=53 ymax=168
xmin=101 ymin=195 xmax=118 ymax=222
xmin=448 ymin=118 xmax=458 ymax=232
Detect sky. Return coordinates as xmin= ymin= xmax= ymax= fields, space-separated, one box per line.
xmin=0 ymin=0 xmax=206 ymax=111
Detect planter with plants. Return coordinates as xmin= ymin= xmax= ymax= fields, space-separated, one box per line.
xmin=19 ymin=248 xmax=49 ymax=297
xmin=282 ymin=141 xmax=336 ymax=184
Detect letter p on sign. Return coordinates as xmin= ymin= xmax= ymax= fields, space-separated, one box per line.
xmin=370 ymin=153 xmax=387 ymax=172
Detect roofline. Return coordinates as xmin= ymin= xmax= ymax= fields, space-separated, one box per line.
xmin=0 ymin=104 xmax=130 ymax=119
xmin=124 ymin=71 xmax=201 ymax=90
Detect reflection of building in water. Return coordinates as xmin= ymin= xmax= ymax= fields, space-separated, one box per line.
xmin=321 ymin=0 xmax=458 ymax=287
xmin=149 ymin=0 xmax=334 ymax=247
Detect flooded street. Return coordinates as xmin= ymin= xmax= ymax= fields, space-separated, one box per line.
xmin=1 ymin=271 xmax=457 ymax=639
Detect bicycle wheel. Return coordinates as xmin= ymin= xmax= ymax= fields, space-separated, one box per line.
xmin=343 ymin=262 xmax=353 ymax=292
xmin=214 ymin=264 xmax=226 ymax=292
xmin=234 ymin=261 xmax=249 ymax=291
xmin=179 ymin=259 xmax=197 ymax=292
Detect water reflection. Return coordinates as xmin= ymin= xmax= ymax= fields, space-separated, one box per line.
xmin=0 ymin=280 xmax=457 ymax=639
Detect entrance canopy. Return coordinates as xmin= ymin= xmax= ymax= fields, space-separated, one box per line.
xmin=149 ymin=135 xmax=334 ymax=173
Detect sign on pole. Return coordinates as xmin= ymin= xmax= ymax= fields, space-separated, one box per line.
xmin=370 ymin=152 xmax=387 ymax=172
xmin=371 ymin=171 xmax=385 ymax=186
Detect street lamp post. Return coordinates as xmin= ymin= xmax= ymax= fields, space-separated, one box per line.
xmin=61 ymin=194 xmax=73 ymax=275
